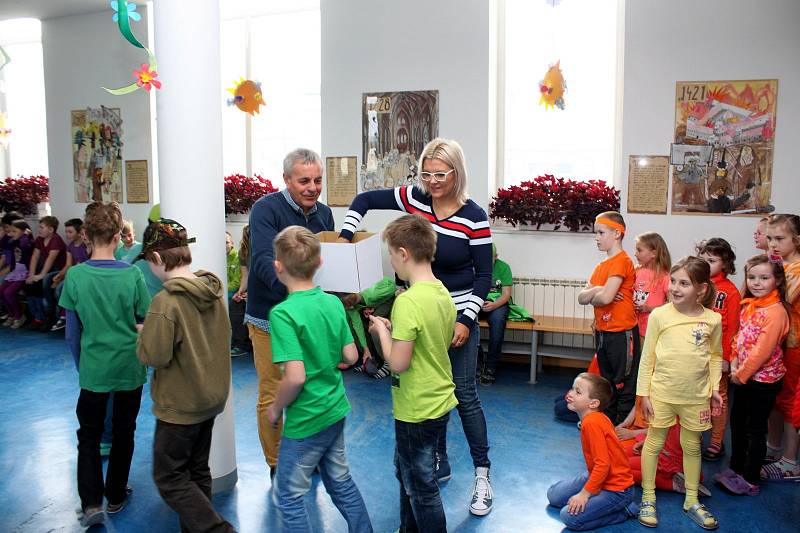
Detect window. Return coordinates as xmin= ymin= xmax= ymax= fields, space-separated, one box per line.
xmin=0 ymin=18 xmax=49 ymax=178
xmin=502 ymin=0 xmax=619 ymax=187
xmin=220 ymin=2 xmax=320 ymax=183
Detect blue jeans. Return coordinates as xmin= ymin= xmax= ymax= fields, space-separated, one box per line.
xmin=42 ymin=270 xmax=59 ymax=313
xmin=27 ymin=295 xmax=46 ymax=321
xmin=547 ymin=472 xmax=635 ymax=531
xmin=478 ymin=303 xmax=510 ymax=373
xmin=437 ymin=320 xmax=490 ymax=468
xmin=395 ymin=413 xmax=450 ymax=533
xmin=275 ymin=418 xmax=372 ymax=533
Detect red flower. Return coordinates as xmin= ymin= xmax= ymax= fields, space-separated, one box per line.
xmin=489 ymin=175 xmax=620 ymax=231
xmin=224 ymin=173 xmax=277 ymax=215
xmin=0 ymin=175 xmax=50 ymax=215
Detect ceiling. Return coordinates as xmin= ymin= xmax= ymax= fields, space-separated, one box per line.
xmin=0 ymin=0 xmax=116 ymax=21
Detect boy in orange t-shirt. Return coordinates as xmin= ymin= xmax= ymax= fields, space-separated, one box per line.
xmin=579 ymin=212 xmax=640 ymax=424
xmin=547 ymin=373 xmax=637 ymax=531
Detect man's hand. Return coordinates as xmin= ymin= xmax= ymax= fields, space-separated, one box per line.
xmin=567 ymin=490 xmax=590 ymax=515
xmin=451 ymin=322 xmax=470 ymax=348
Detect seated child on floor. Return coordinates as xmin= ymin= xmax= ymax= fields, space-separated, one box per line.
xmin=547 ymin=373 xmax=637 ymax=531
xmin=340 ymin=276 xmax=399 ymax=378
xmin=554 ymin=355 xmax=600 ymax=424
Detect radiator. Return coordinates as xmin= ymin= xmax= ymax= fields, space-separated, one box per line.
xmin=484 ymin=277 xmax=594 ymax=351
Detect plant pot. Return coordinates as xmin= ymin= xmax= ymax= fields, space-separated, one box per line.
xmin=490 ymin=218 xmax=593 ymax=234
xmin=225 ymin=212 xmax=249 ymax=223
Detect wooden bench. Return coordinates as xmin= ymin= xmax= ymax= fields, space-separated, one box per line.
xmin=479 ymin=315 xmax=594 ymax=383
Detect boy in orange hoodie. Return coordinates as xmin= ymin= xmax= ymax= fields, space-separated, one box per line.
xmin=547 ymin=373 xmax=638 ymax=531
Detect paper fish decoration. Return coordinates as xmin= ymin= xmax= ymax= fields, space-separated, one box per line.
xmin=227 ymin=78 xmax=265 ymax=115
xmin=538 ymin=61 xmax=566 ymax=110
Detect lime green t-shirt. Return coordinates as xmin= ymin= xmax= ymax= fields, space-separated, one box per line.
xmin=269 ymin=287 xmax=353 ymax=439
xmin=59 ymin=262 xmax=151 ymax=392
xmin=226 ymin=250 xmax=241 ymax=292
xmin=390 ymin=280 xmax=458 ymax=423
xmin=489 ymin=258 xmax=513 ymax=296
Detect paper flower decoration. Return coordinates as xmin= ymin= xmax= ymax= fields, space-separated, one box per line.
xmin=134 ymin=63 xmax=161 ymax=91
xmin=111 ymin=0 xmax=141 ymax=22
xmin=538 ymin=61 xmax=566 ymax=110
xmin=102 ymin=0 xmax=159 ymax=95
xmin=227 ymin=78 xmax=265 ymax=115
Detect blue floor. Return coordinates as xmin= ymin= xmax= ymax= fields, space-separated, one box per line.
xmin=1 ymin=326 xmax=798 ymax=532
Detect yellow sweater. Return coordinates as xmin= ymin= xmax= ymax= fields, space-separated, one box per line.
xmin=636 ymin=303 xmax=722 ymax=404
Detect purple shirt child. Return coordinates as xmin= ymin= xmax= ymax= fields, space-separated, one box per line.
xmin=67 ymin=241 xmax=89 ymax=265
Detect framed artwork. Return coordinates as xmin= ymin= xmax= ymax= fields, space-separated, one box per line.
xmin=361 ymin=90 xmax=438 ymax=191
xmin=71 ymin=107 xmax=123 ymax=203
xmin=672 ymin=79 xmax=778 ymax=215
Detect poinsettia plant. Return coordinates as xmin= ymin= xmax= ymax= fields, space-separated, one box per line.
xmin=0 ymin=175 xmax=50 ymax=215
xmin=224 ymin=173 xmax=277 ymax=215
xmin=489 ymin=175 xmax=620 ymax=232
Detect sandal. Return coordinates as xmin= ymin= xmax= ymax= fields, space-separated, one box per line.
xmin=638 ymin=500 xmax=658 ymax=528
xmin=714 ymin=472 xmax=757 ymax=495
xmin=702 ymin=442 xmax=725 ymax=461
xmin=760 ymin=459 xmax=800 ymax=481
xmin=684 ymin=502 xmax=719 ymax=530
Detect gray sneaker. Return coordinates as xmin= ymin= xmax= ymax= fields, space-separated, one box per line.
xmin=79 ymin=506 xmax=104 ymax=527
xmin=469 ymin=467 xmax=493 ymax=516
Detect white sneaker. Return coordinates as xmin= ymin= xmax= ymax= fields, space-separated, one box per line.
xmin=469 ymin=467 xmax=493 ymax=516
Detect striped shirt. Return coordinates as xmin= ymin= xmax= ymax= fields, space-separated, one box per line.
xmin=339 ymin=185 xmax=492 ymax=328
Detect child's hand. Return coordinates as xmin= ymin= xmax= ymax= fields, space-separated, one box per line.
xmin=135 ymin=324 xmax=144 ymax=333
xmin=721 ymin=360 xmax=730 ymax=373
xmin=635 ymin=303 xmax=651 ymax=313
xmin=25 ymin=274 xmax=35 ymax=285
xmin=266 ymin=404 xmax=281 ymax=427
xmin=53 ymin=272 xmax=64 ymax=284
xmin=368 ymin=315 xmax=391 ymax=333
xmin=482 ymin=300 xmax=497 ymax=312
xmin=711 ymin=391 xmax=724 ymax=416
xmin=567 ymin=490 xmax=590 ymax=515
xmin=342 ymin=293 xmax=362 ymax=309
xmin=640 ymin=396 xmax=654 ymax=422
xmin=613 ymin=291 xmax=624 ymax=302
xmin=615 ymin=426 xmax=636 ymax=440
xmin=363 ymin=347 xmax=372 ymax=362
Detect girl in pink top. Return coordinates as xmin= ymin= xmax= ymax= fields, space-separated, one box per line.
xmin=715 ymin=254 xmax=790 ymax=495
xmin=633 ymin=232 xmax=671 ymax=341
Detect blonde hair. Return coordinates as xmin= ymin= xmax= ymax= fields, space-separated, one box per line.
xmin=273 ymin=226 xmax=321 ymax=280
xmin=416 ymin=138 xmax=469 ymax=206
xmin=636 ymin=232 xmax=671 ymax=281
xmin=768 ymin=214 xmax=800 ymax=254
xmin=121 ymin=219 xmax=134 ymax=235
xmin=383 ymin=214 xmax=437 ymax=262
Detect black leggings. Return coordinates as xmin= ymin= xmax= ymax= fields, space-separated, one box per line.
xmin=730 ymin=379 xmax=782 ymax=484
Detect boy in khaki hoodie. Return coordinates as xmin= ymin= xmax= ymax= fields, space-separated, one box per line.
xmin=136 ymin=219 xmax=235 ymax=533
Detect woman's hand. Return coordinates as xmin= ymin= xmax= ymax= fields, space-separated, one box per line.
xmin=336 ymin=237 xmax=350 ymax=244
xmin=451 ymin=322 xmax=470 ymax=348
xmin=640 ymin=396 xmax=654 ymax=422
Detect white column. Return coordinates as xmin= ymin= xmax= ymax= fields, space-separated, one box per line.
xmin=153 ymin=0 xmax=237 ymax=492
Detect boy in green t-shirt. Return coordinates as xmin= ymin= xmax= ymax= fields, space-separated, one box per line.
xmin=369 ymin=214 xmax=458 ymax=533
xmin=477 ymin=243 xmax=513 ymax=385
xmin=265 ymin=226 xmax=372 ymax=532
xmin=59 ymin=202 xmax=151 ymax=528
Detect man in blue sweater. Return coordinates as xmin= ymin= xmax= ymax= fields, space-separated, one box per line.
xmin=245 ymin=148 xmax=334 ymax=480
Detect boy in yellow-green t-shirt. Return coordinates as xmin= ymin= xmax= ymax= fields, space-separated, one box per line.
xmin=369 ymin=214 xmax=458 ymax=533
xmin=265 ymin=226 xmax=372 ymax=533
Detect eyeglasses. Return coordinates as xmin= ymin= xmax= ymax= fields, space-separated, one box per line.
xmin=419 ymin=169 xmax=455 ymax=183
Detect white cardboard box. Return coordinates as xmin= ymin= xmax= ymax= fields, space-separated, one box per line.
xmin=313 ymin=231 xmax=384 ymax=293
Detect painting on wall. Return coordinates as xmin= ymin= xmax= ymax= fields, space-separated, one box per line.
xmin=672 ymin=79 xmax=778 ymax=215
xmin=361 ymin=90 xmax=438 ymax=192
xmin=71 ymin=106 xmax=123 ymax=203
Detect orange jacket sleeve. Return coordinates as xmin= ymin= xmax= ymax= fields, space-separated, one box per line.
xmin=582 ymin=420 xmax=612 ymax=494
xmin=721 ymin=288 xmax=741 ymax=362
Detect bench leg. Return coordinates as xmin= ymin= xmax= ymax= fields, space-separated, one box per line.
xmin=529 ymin=330 xmax=539 ymax=384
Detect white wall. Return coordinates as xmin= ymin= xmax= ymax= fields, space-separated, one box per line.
xmin=42 ymin=10 xmax=156 ymax=239
xmin=322 ymin=0 xmax=800 ymax=285
xmin=321 ymin=0 xmax=492 ymax=240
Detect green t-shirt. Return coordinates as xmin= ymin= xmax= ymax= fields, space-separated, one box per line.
xmin=269 ymin=287 xmax=353 ymax=439
xmin=115 ymin=241 xmax=142 ymax=264
xmin=226 ymin=249 xmax=240 ymax=292
xmin=134 ymin=258 xmax=163 ymax=297
xmin=390 ymin=280 xmax=458 ymax=423
xmin=489 ymin=258 xmax=513 ymax=296
xmin=59 ymin=262 xmax=151 ymax=392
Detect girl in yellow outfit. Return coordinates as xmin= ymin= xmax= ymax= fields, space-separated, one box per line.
xmin=636 ymin=257 xmax=723 ymax=530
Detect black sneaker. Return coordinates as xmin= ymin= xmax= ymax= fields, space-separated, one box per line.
xmin=106 ymin=486 xmax=133 ymax=514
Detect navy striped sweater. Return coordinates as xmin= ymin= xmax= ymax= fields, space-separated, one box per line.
xmin=339 ymin=185 xmax=493 ymax=328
